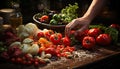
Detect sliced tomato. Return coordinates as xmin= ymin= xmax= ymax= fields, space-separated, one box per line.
xmin=63 ymin=46 xmax=75 ymax=52
xmin=45 ymin=47 xmax=56 ymax=56
xmin=56 ymin=45 xmax=65 ymax=50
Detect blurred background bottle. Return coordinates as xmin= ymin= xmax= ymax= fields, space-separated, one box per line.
xmin=0 ymin=16 xmax=3 ymax=26
xmin=9 ymin=3 xmax=23 ymax=29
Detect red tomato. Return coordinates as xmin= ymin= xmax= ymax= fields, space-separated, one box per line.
xmin=109 ymin=24 xmax=120 ymax=31
xmin=50 ymin=33 xmax=62 ymax=45
xmin=82 ymin=36 xmax=96 ymax=49
xmin=44 ymin=30 xmax=54 ymax=39
xmin=75 ymin=29 xmax=89 ymax=42
xmin=40 ymin=15 xmax=49 ymax=23
xmin=45 ymin=47 xmax=56 ymax=55
xmin=37 ymin=31 xmax=44 ymax=38
xmin=96 ymin=34 xmax=111 ymax=46
xmin=88 ymin=28 xmax=102 ymax=38
xmin=61 ymin=37 xmax=71 ymax=46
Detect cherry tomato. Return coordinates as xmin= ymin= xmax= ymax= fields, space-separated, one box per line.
xmin=50 ymin=33 xmax=62 ymax=45
xmin=82 ymin=36 xmax=96 ymax=49
xmin=88 ymin=28 xmax=102 ymax=38
xmin=96 ymin=34 xmax=111 ymax=46
xmin=61 ymin=37 xmax=71 ymax=46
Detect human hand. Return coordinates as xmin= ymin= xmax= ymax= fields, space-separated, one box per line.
xmin=65 ymin=17 xmax=91 ymax=37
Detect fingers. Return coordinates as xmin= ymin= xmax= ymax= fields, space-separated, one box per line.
xmin=65 ymin=24 xmax=71 ymax=37
xmin=75 ymin=24 xmax=89 ymax=36
xmin=65 ymin=19 xmax=77 ymax=37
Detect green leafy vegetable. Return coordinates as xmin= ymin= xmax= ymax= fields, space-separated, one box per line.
xmin=61 ymin=3 xmax=79 ymax=23
xmin=105 ymin=27 xmax=119 ymax=44
xmin=49 ymin=3 xmax=79 ymax=25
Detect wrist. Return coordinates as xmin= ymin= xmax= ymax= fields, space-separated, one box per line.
xmin=80 ymin=16 xmax=92 ymax=24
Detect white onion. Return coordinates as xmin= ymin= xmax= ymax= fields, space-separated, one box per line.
xmin=28 ymin=44 xmax=39 ymax=55
xmin=21 ymin=44 xmax=31 ymax=54
xmin=23 ymin=38 xmax=34 ymax=44
xmin=25 ymin=23 xmax=39 ymax=36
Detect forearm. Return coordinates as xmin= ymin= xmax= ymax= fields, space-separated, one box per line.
xmin=82 ymin=0 xmax=107 ymax=21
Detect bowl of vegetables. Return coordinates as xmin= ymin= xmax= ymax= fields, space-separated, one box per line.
xmin=33 ymin=3 xmax=79 ymax=32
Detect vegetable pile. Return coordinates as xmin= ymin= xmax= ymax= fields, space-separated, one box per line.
xmin=0 ymin=23 xmax=120 ymax=67
xmin=0 ymin=23 xmax=75 ymax=67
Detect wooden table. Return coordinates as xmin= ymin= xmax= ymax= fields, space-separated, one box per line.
xmin=0 ymin=45 xmax=120 ymax=69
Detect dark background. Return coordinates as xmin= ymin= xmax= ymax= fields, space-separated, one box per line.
xmin=0 ymin=0 xmax=119 ymax=25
